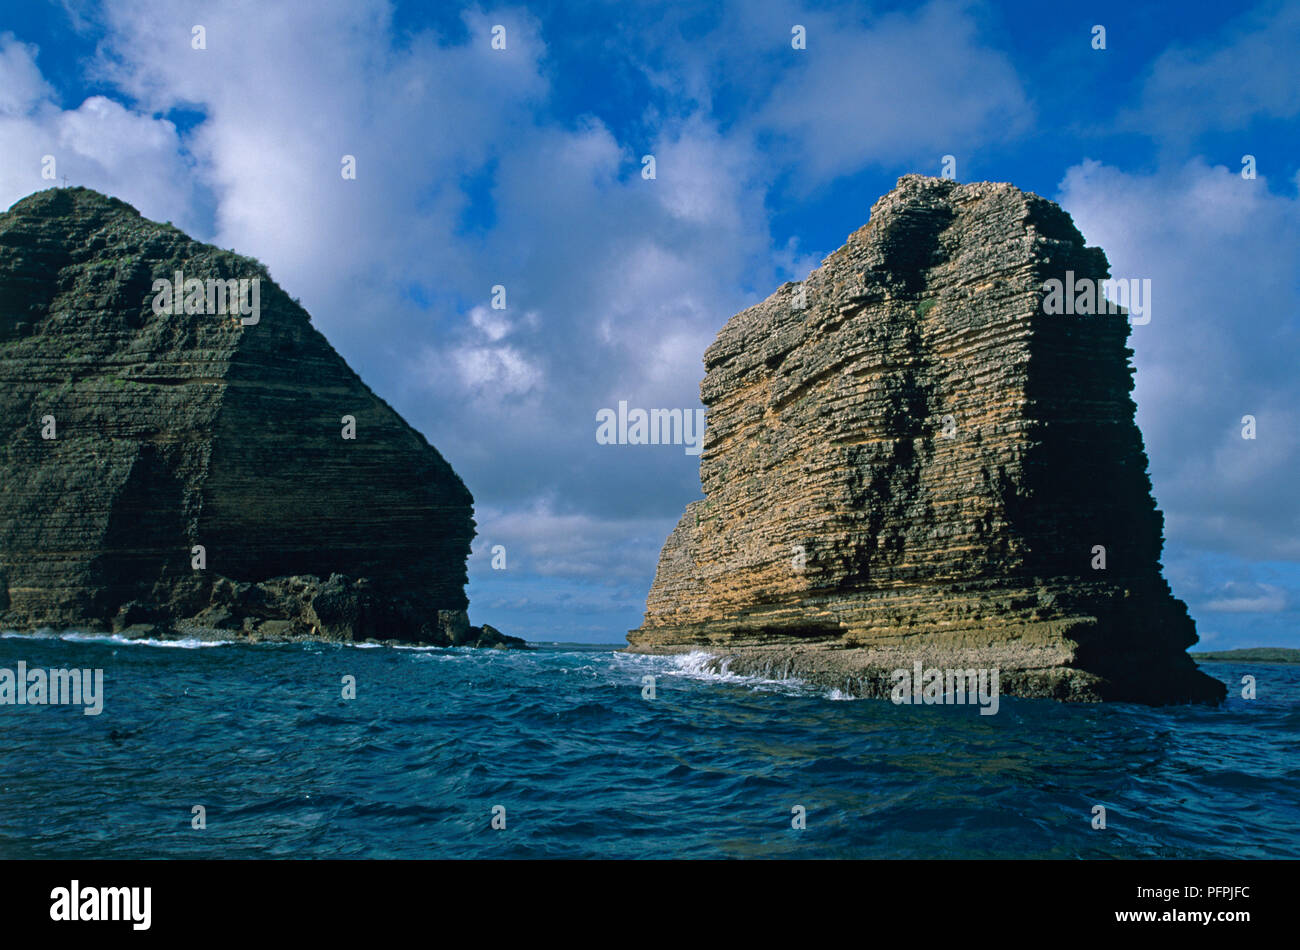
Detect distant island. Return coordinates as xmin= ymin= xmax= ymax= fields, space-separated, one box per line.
xmin=1191 ymin=648 xmax=1300 ymax=664
xmin=0 ymin=187 xmax=520 ymax=649
xmin=628 ymin=175 xmax=1225 ymax=706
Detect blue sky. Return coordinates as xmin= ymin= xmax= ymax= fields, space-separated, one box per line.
xmin=1 ymin=0 xmax=1297 ymax=648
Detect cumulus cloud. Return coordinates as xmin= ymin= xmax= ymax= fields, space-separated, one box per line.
xmin=1203 ymin=582 xmax=1288 ymax=613
xmin=471 ymin=500 xmax=670 ymax=583
xmin=613 ymin=0 xmax=1031 ymax=188
xmin=0 ymin=33 xmax=53 ymax=114
xmin=0 ymin=33 xmax=200 ymax=229
xmin=754 ymin=0 xmax=1032 ymax=183
xmin=1057 ymin=158 xmax=1300 ymax=561
xmin=453 ymin=344 xmax=544 ymax=397
xmin=1125 ymin=1 xmax=1300 ymax=142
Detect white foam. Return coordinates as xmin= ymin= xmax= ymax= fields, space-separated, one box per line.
xmin=2 ymin=630 xmax=232 ymax=649
xmin=650 ymin=649 xmax=815 ymax=695
xmin=66 ymin=632 xmax=232 ymax=649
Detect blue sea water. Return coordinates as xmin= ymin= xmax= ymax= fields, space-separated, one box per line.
xmin=0 ymin=633 xmax=1296 ymax=859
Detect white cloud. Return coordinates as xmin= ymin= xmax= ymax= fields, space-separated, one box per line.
xmin=468 ymin=306 xmax=508 ymax=342
xmin=1125 ymin=2 xmax=1300 ymax=141
xmin=0 ymin=33 xmax=54 ymax=114
xmin=1204 ymin=582 xmax=1288 ymax=613
xmin=452 ymin=344 xmax=543 ymax=396
xmin=1058 ymin=159 xmax=1300 ymax=560
xmin=754 ymin=0 xmax=1032 ymax=183
xmin=470 ymin=500 xmax=673 ymax=583
xmin=0 ymin=35 xmax=200 ymax=228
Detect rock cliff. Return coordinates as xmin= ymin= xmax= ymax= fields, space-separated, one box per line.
xmin=0 ymin=187 xmax=519 ymax=648
xmin=627 ymin=175 xmax=1224 ymax=704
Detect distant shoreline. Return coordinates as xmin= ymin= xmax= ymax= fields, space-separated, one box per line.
xmin=1192 ymin=647 xmax=1300 ymax=664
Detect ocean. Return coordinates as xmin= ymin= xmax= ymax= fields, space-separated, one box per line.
xmin=1 ymin=634 xmax=1296 ymax=859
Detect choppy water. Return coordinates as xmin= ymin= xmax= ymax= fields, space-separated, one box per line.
xmin=1 ymin=633 xmax=1295 ymax=858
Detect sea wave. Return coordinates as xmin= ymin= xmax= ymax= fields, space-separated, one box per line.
xmin=615 ymin=648 xmax=818 ymax=696
xmin=2 ymin=630 xmax=233 ymax=649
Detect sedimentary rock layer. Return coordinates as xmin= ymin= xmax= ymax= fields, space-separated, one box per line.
xmin=628 ymin=175 xmax=1224 ymax=704
xmin=0 ymin=187 xmax=515 ymax=647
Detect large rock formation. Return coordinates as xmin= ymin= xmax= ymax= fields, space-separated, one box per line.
xmin=0 ymin=187 xmax=519 ymax=648
xmin=627 ymin=175 xmax=1224 ymax=704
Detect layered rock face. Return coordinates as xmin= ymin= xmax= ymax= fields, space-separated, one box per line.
xmin=0 ymin=187 xmax=517 ymax=647
xmin=628 ymin=175 xmax=1224 ymax=704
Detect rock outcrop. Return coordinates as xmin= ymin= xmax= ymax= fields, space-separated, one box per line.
xmin=627 ymin=175 xmax=1224 ymax=704
xmin=0 ymin=187 xmax=521 ymax=648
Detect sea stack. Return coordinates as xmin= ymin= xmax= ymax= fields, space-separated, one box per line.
xmin=0 ymin=187 xmax=518 ymax=647
xmin=628 ymin=175 xmax=1224 ymax=704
